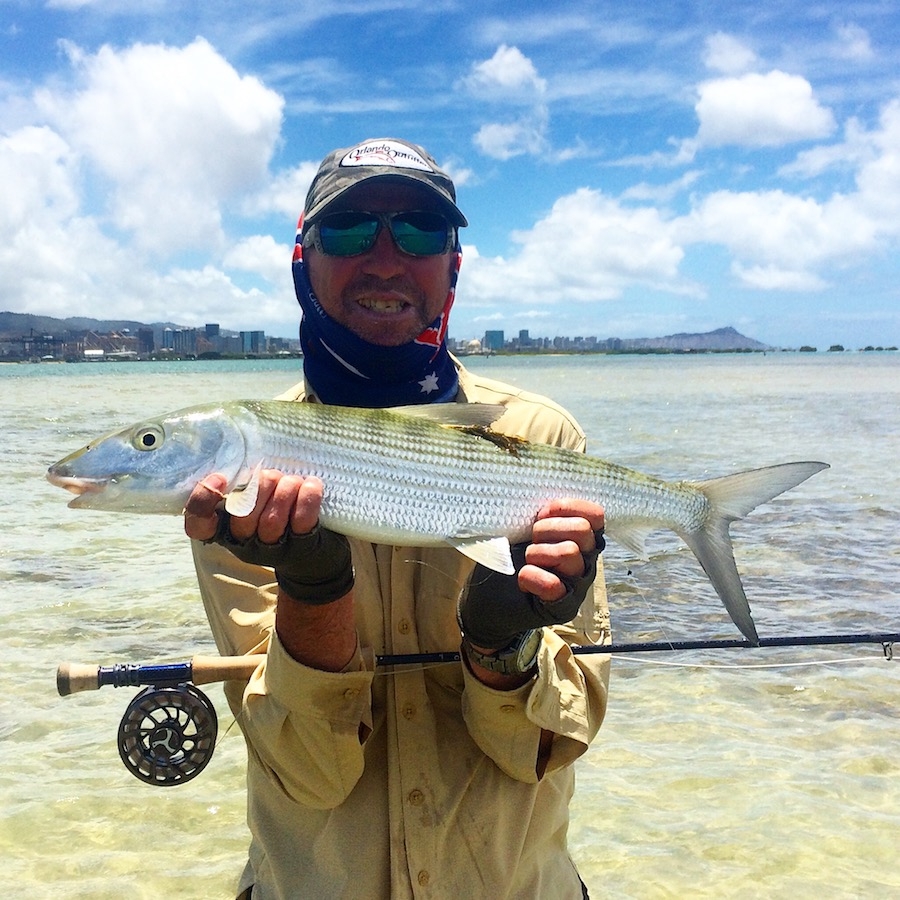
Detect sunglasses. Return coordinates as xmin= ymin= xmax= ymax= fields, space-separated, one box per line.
xmin=305 ymin=210 xmax=456 ymax=258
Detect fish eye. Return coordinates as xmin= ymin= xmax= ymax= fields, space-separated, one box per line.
xmin=132 ymin=424 xmax=165 ymax=452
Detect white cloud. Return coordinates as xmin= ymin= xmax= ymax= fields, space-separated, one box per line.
xmin=460 ymin=44 xmax=546 ymax=98
xmin=693 ymin=188 xmax=871 ymax=259
xmin=732 ymin=263 xmax=826 ymax=292
xmin=464 ymin=187 xmax=687 ymax=305
xmin=853 ymin=98 xmax=900 ymax=231
xmin=779 ymin=116 xmax=873 ymax=178
xmin=227 ymin=234 xmax=291 ymax=287
xmin=473 ymin=117 xmax=548 ymax=161
xmin=37 ymin=38 xmax=284 ymax=255
xmin=244 ymin=160 xmax=319 ymax=219
xmin=670 ymin=95 xmax=900 ymax=293
xmin=0 ymin=126 xmax=78 ymax=230
xmin=621 ymin=170 xmax=703 ymax=204
xmin=0 ymin=38 xmax=300 ymax=334
xmin=703 ymin=33 xmax=757 ymax=75
xmin=695 ymin=70 xmax=836 ymax=147
xmin=462 ymin=45 xmax=550 ymax=160
xmin=833 ymin=23 xmax=874 ymax=61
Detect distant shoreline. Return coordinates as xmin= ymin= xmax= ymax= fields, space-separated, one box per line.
xmin=4 ymin=346 xmax=897 ymax=365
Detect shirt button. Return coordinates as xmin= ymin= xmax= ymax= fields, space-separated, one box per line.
xmin=500 ymin=704 xmax=517 ymax=713
xmin=398 ymin=619 xmax=411 ymax=635
xmin=417 ymin=870 xmax=430 ymax=886
xmin=402 ymin=703 xmax=416 ymax=720
xmin=408 ymin=789 xmax=425 ymax=806
xmin=343 ymin=688 xmax=359 ymax=701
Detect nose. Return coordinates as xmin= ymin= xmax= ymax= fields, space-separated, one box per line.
xmin=360 ymin=224 xmax=408 ymax=278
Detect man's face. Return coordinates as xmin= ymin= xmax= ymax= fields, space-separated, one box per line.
xmin=305 ymin=182 xmax=456 ymax=347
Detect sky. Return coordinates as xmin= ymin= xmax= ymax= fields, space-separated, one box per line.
xmin=2 ymin=1 xmax=899 ymax=349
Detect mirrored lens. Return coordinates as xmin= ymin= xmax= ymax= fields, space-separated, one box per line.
xmin=390 ymin=212 xmax=451 ymax=256
xmin=318 ymin=212 xmax=380 ymax=257
xmin=316 ymin=211 xmax=452 ymax=257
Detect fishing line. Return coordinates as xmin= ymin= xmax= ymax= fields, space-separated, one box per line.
xmin=608 ymin=653 xmax=884 ymax=670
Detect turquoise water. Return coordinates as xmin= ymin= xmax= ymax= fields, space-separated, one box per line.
xmin=1 ymin=353 xmax=898 ymax=898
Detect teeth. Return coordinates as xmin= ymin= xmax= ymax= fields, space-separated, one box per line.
xmin=359 ymin=298 xmax=404 ymax=313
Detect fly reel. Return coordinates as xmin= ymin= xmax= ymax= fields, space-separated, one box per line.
xmin=117 ymin=683 xmax=218 ymax=786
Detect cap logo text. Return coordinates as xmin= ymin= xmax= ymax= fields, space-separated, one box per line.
xmin=340 ymin=140 xmax=433 ymax=172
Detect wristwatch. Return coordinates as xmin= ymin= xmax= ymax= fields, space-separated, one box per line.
xmin=462 ymin=629 xmax=541 ymax=676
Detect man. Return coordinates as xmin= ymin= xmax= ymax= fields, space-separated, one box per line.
xmin=185 ymin=138 xmax=610 ymax=899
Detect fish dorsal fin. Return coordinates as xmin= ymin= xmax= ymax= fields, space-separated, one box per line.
xmin=447 ymin=535 xmax=515 ymax=574
xmin=388 ymin=403 xmax=507 ymax=429
xmin=224 ymin=462 xmax=262 ymax=517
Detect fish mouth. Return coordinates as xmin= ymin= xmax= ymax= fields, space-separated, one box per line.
xmin=46 ymin=470 xmax=109 ymax=497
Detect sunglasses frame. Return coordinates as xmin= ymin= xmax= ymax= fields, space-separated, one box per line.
xmin=304 ymin=209 xmax=456 ymax=258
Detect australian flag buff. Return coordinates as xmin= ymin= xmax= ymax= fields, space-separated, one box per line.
xmin=292 ymin=219 xmax=461 ymax=408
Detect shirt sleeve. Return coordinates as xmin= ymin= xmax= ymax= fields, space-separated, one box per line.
xmin=239 ymin=631 xmax=375 ymax=809
xmin=191 ymin=538 xmax=376 ymax=808
xmin=460 ymin=576 xmax=610 ymax=783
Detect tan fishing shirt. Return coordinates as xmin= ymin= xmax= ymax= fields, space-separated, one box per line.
xmin=192 ymin=364 xmax=611 ymax=900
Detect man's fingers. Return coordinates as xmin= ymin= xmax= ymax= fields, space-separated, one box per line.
xmin=517 ymin=563 xmax=567 ymax=603
xmin=535 ymin=499 xmax=605 ymax=535
xmin=520 ymin=500 xmax=606 ymax=603
xmin=531 ymin=516 xmax=597 ymax=554
xmin=291 ymin=477 xmax=325 ymax=535
xmin=184 ymin=474 xmax=229 ymax=541
xmin=255 ymin=474 xmax=304 ymax=544
xmin=526 ymin=540 xmax=585 ymax=577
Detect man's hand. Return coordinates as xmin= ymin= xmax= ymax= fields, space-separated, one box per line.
xmin=184 ymin=471 xmax=353 ymax=606
xmin=517 ymin=498 xmax=606 ymax=603
xmin=184 ymin=470 xmax=324 ymax=543
xmin=459 ymin=498 xmax=605 ymax=652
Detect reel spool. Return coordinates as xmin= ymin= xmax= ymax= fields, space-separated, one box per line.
xmin=117 ymin=683 xmax=218 ymax=786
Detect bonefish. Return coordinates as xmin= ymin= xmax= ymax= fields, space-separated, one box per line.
xmin=46 ymin=400 xmax=828 ymax=643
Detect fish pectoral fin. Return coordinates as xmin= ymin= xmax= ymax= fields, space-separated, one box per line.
xmin=224 ymin=463 xmax=262 ymax=517
xmin=609 ymin=523 xmax=649 ymax=560
xmin=447 ymin=535 xmax=515 ymax=575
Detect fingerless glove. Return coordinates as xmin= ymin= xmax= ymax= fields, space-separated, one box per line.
xmin=207 ymin=512 xmax=354 ymax=605
xmin=459 ymin=531 xmax=604 ymax=649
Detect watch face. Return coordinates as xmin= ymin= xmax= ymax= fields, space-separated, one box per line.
xmin=514 ymin=630 xmax=541 ymax=672
xmin=463 ymin=630 xmax=541 ymax=675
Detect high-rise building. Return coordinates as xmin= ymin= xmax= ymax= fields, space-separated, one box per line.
xmin=483 ymin=330 xmax=505 ymax=351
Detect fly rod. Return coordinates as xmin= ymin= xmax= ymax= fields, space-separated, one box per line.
xmin=57 ymin=631 xmax=898 ymax=788
xmin=58 ymin=630 xmax=900 ymax=697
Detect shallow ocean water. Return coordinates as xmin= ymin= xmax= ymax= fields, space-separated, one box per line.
xmin=1 ymin=352 xmax=898 ymax=898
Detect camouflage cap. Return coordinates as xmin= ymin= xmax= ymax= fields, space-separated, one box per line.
xmin=303 ymin=138 xmax=468 ymax=227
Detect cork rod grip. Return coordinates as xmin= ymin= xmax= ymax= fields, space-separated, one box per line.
xmin=56 ymin=655 xmax=265 ymax=696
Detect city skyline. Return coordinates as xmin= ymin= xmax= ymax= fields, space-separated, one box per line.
xmin=6 ymin=311 xmax=894 ymax=363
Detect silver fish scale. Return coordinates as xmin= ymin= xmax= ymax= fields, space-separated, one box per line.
xmin=232 ymin=401 xmax=711 ymax=544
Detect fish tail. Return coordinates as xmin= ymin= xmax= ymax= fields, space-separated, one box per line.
xmin=681 ymin=461 xmax=829 ymax=644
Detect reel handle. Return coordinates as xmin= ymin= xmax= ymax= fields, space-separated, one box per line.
xmin=57 ymin=654 xmax=265 ymax=696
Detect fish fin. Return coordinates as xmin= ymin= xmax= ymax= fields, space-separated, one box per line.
xmin=224 ymin=463 xmax=262 ymax=517
xmin=690 ymin=461 xmax=829 ymax=520
xmin=684 ymin=461 xmax=829 ymax=645
xmin=388 ymin=403 xmax=507 ymax=429
xmin=679 ymin=523 xmax=759 ymax=645
xmin=448 ymin=535 xmax=515 ymax=574
xmin=608 ymin=523 xmax=649 ymax=559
